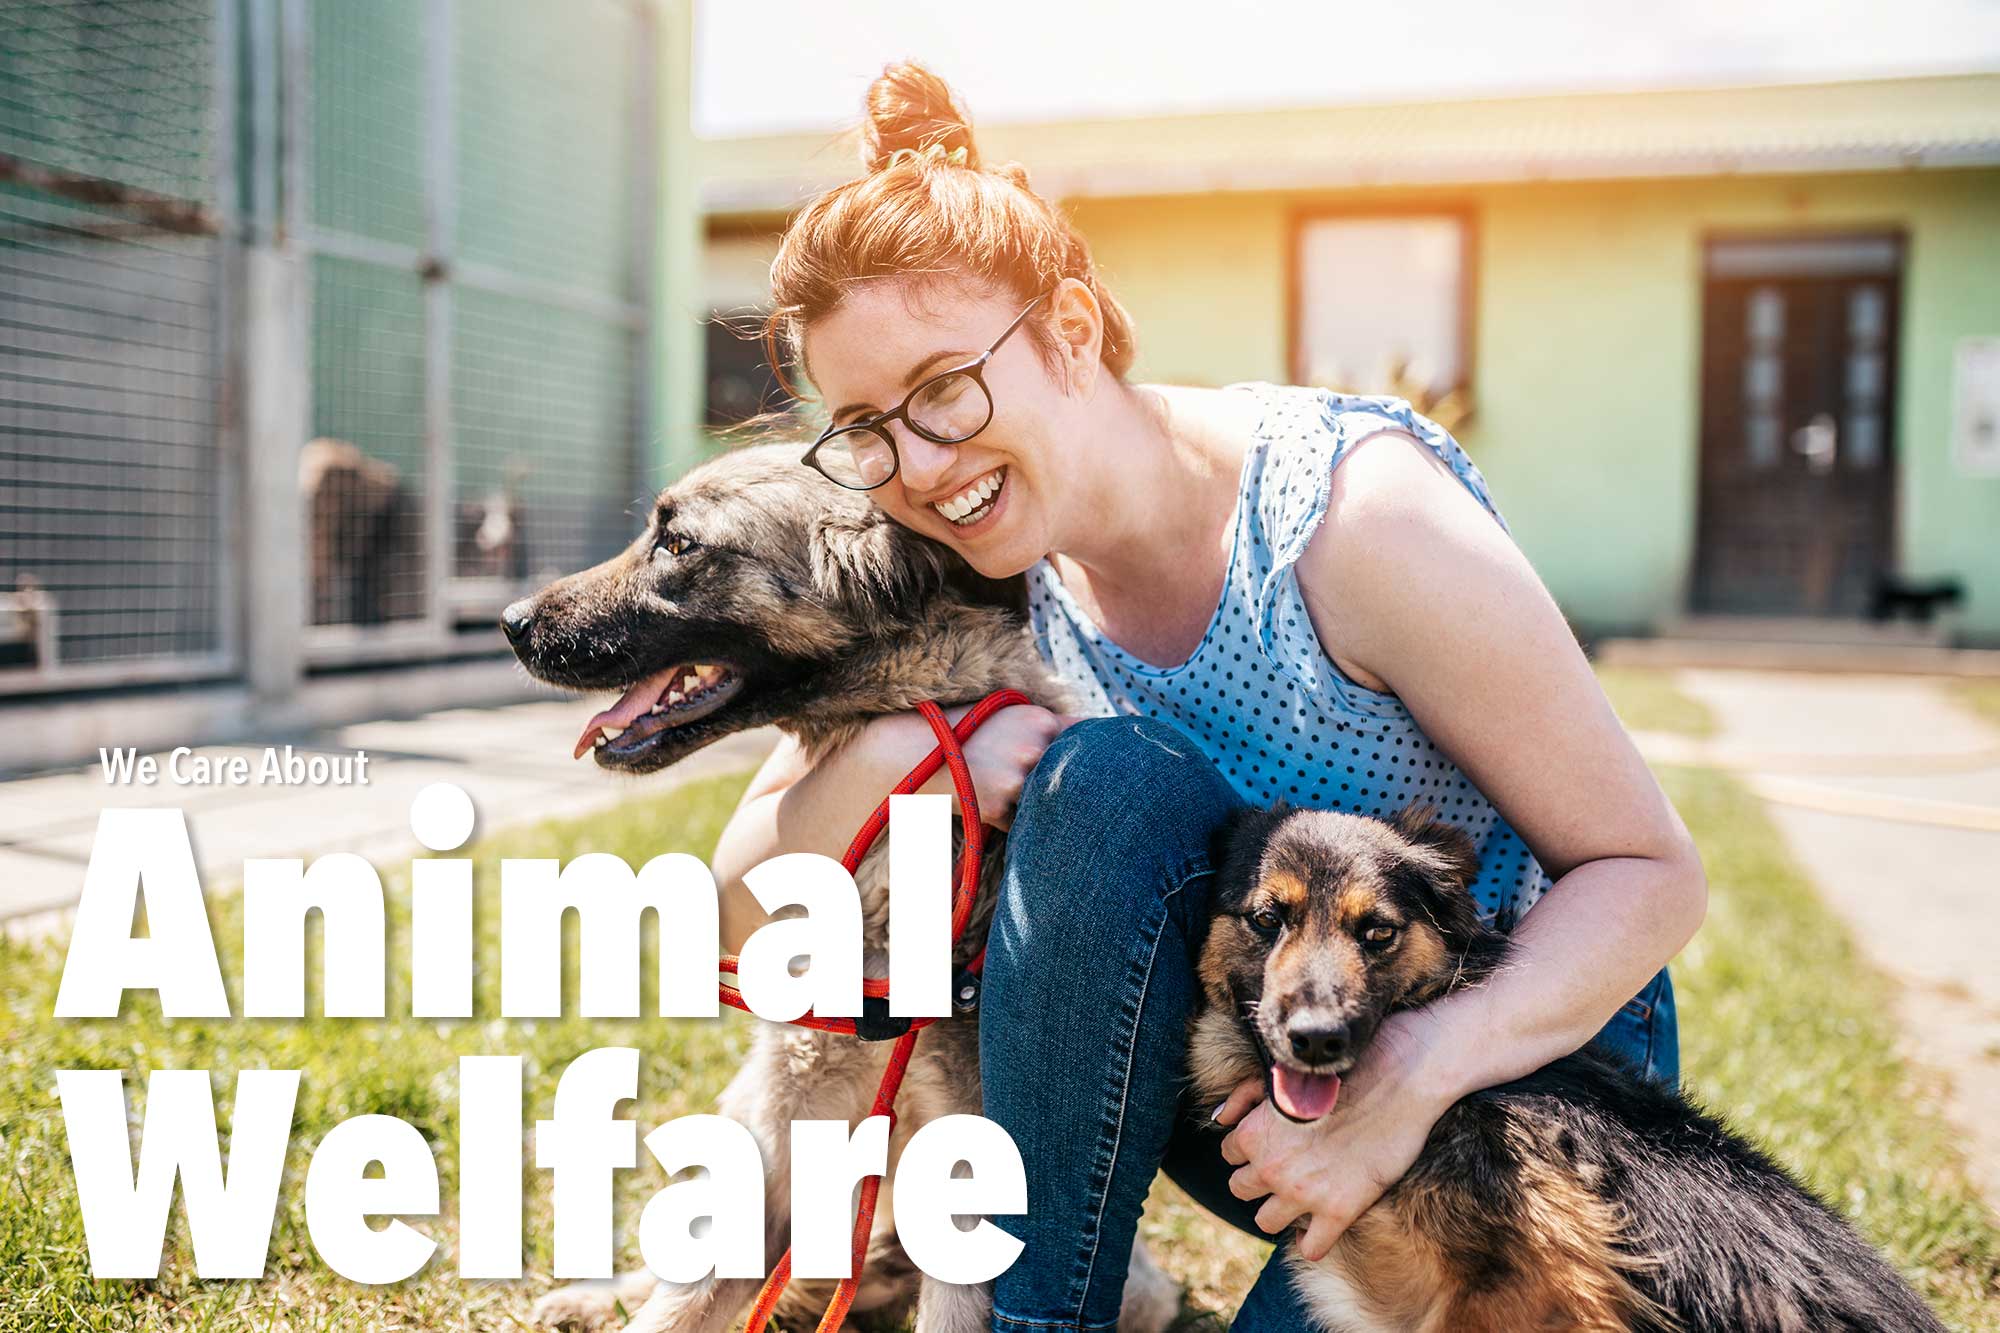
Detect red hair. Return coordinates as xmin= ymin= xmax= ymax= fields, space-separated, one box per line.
xmin=765 ymin=62 xmax=1136 ymax=398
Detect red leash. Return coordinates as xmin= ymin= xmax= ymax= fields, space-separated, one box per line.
xmin=721 ymin=688 xmax=1030 ymax=1332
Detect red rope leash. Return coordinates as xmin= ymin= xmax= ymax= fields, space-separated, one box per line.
xmin=723 ymin=688 xmax=1030 ymax=1332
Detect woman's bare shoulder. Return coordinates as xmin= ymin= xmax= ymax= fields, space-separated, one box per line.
xmin=1299 ymin=428 xmax=1524 ymax=689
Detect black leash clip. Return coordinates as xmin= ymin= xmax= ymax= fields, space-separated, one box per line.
xmin=852 ymin=994 xmax=914 ymax=1042
xmin=850 ymin=971 xmax=981 ymax=1039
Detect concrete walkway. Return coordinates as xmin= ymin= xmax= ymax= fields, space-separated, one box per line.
xmin=0 ymin=700 xmax=776 ymax=933
xmin=1633 ymin=670 xmax=2000 ymax=1202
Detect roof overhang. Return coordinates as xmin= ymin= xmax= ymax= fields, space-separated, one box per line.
xmin=698 ymin=73 xmax=2000 ymax=217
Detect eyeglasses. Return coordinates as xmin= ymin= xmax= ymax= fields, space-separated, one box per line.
xmin=801 ymin=291 xmax=1049 ymax=491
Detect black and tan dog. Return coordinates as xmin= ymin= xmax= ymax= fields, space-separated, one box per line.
xmin=1191 ymin=802 xmax=1945 ymax=1333
xmin=503 ymin=445 xmax=1178 ymax=1333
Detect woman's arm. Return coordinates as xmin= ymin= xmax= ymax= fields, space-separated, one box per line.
xmin=710 ymin=705 xmax=1072 ymax=953
xmin=1217 ymin=429 xmax=1706 ymax=1260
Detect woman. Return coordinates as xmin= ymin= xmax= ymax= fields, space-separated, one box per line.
xmin=711 ymin=64 xmax=1706 ymax=1332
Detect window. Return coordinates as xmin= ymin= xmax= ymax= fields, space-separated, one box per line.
xmin=706 ymin=318 xmax=796 ymax=426
xmin=704 ymin=232 xmax=798 ymax=426
xmin=1293 ymin=215 xmax=1471 ymax=405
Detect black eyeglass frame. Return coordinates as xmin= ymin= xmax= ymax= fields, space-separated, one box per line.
xmin=800 ymin=290 xmax=1051 ymax=491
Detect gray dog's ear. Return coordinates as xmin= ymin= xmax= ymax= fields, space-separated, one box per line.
xmin=809 ymin=508 xmax=952 ymax=616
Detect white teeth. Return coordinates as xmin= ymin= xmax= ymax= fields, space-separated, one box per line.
xmin=593 ymin=734 xmax=608 ymax=747
xmin=932 ymin=469 xmax=1004 ymax=524
xmin=649 ymin=703 xmax=665 ymax=715
xmin=600 ymin=725 xmax=623 ymax=742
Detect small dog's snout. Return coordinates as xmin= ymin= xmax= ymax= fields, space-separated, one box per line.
xmin=500 ymin=598 xmax=536 ymax=645
xmin=1288 ymin=1024 xmax=1350 ymax=1067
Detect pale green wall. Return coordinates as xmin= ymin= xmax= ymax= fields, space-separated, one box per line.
xmin=1070 ymin=171 xmax=2000 ymax=639
xmin=1896 ymin=170 xmax=2000 ymax=633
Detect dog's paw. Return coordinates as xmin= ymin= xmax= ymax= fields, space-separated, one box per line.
xmin=530 ymin=1271 xmax=657 ymax=1331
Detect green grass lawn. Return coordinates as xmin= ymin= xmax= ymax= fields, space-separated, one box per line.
xmin=1594 ymin=664 xmax=1719 ymax=738
xmin=3 ymin=767 xmax=1997 ymax=1330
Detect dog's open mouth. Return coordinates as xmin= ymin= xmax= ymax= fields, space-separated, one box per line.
xmin=573 ymin=662 xmax=744 ymax=762
xmin=1269 ymin=1063 xmax=1343 ymax=1122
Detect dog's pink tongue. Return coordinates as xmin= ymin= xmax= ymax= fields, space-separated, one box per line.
xmin=1271 ymin=1066 xmax=1342 ymax=1121
xmin=573 ymin=666 xmax=682 ymax=759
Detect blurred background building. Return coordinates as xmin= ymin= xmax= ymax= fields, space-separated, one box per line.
xmin=0 ymin=0 xmax=699 ymax=771
xmin=703 ymin=73 xmax=2000 ymax=655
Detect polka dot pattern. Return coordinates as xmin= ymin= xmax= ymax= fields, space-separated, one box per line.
xmin=1027 ymin=383 xmax=1550 ymax=928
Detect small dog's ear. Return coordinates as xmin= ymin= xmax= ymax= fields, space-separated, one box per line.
xmin=1389 ymin=802 xmax=1480 ymax=894
xmin=1210 ymin=804 xmax=1289 ymax=905
xmin=810 ymin=508 xmax=950 ymax=616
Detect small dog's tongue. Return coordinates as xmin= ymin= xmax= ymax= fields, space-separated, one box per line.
xmin=573 ymin=666 xmax=681 ymax=758
xmin=1271 ymin=1066 xmax=1342 ymax=1121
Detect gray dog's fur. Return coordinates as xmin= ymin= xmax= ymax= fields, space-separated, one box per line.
xmin=507 ymin=446 xmax=1180 ymax=1333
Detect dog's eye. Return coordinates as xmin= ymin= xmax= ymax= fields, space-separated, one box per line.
xmin=1250 ymin=906 xmax=1283 ymax=934
xmin=1361 ymin=923 xmax=1398 ymax=949
xmin=655 ymin=534 xmax=696 ymax=560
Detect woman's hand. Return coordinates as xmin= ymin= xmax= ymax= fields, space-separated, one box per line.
xmin=1214 ymin=1008 xmax=1451 ymax=1262
xmin=863 ymin=703 xmax=1076 ymax=829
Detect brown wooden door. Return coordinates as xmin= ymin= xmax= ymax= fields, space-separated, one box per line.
xmin=1692 ymin=235 xmax=1901 ymax=617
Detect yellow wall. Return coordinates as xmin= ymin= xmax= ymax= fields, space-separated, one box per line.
xmin=1069 ymin=170 xmax=2000 ymax=638
xmin=1071 ymin=192 xmax=1291 ymax=388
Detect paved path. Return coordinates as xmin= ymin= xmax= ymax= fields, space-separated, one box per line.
xmin=0 ymin=700 xmax=777 ymax=933
xmin=1634 ymin=670 xmax=2000 ymax=1202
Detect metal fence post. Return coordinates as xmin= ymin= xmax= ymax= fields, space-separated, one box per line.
xmin=241 ymin=0 xmax=307 ymax=708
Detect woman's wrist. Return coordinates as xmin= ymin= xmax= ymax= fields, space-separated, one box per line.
xmin=1387 ymin=993 xmax=1490 ymax=1115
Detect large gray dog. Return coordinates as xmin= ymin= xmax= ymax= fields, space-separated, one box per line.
xmin=504 ymin=445 xmax=1179 ymax=1333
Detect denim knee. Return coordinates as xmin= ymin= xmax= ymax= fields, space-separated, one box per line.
xmin=998 ymin=715 xmax=1240 ymax=948
xmin=983 ymin=717 xmax=1240 ymax=1329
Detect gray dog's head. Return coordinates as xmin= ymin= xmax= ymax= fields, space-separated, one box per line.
xmin=502 ymin=445 xmax=1018 ymax=773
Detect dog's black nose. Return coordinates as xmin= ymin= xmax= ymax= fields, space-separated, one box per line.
xmin=1288 ymin=1024 xmax=1350 ymax=1066
xmin=499 ymin=598 xmax=536 ymax=645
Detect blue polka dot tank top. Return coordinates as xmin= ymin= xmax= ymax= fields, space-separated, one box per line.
xmin=1026 ymin=382 xmax=1550 ymax=928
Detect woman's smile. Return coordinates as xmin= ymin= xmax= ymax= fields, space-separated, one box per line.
xmin=929 ymin=465 xmax=1008 ymax=531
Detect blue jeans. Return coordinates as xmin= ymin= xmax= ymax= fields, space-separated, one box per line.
xmin=979 ymin=717 xmax=1679 ymax=1332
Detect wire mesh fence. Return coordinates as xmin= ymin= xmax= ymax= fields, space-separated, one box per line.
xmin=451 ymin=287 xmax=637 ymax=593
xmin=0 ymin=0 xmax=227 ymax=678
xmin=449 ymin=0 xmax=644 ymax=608
xmin=305 ymin=254 xmax=427 ymax=626
xmin=0 ymin=0 xmax=657 ymax=692
xmin=454 ymin=0 xmax=634 ymax=301
xmin=300 ymin=0 xmax=650 ymax=646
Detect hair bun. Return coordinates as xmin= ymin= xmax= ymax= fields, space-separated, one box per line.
xmin=860 ymin=62 xmax=979 ymax=173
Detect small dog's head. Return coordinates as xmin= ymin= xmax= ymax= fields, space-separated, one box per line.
xmin=502 ymin=445 xmax=1013 ymax=773
xmin=1197 ymin=803 xmax=1502 ymax=1122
